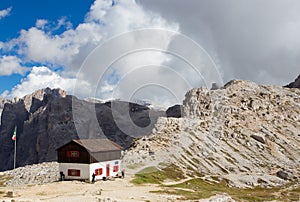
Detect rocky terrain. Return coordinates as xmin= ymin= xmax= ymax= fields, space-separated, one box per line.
xmin=285 ymin=74 xmax=300 ymax=88
xmin=0 ymin=162 xmax=59 ymax=186
xmin=0 ymin=79 xmax=299 ymax=201
xmin=123 ymin=80 xmax=300 ymax=188
xmin=0 ymin=161 xmax=236 ymax=202
xmin=0 ymin=88 xmax=165 ymax=171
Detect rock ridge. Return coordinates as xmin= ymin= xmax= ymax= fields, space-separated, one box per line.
xmin=0 ymin=88 xmax=164 ymax=171
xmin=123 ymin=80 xmax=300 ymax=187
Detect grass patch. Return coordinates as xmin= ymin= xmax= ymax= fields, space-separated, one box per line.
xmin=137 ymin=166 xmax=159 ymax=174
xmin=158 ymin=178 xmax=300 ymax=201
xmin=210 ymin=176 xmax=219 ymax=181
xmin=280 ymin=185 xmax=300 ymax=201
xmin=131 ymin=164 xmax=185 ymax=185
xmin=126 ymin=163 xmax=145 ymax=170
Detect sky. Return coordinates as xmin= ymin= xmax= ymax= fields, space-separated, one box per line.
xmin=0 ymin=0 xmax=299 ymax=107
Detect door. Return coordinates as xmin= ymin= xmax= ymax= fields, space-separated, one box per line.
xmin=106 ymin=164 xmax=110 ymax=177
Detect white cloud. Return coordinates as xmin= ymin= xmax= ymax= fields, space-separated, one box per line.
xmin=1 ymin=0 xmax=183 ymax=107
xmin=4 ymin=0 xmax=177 ymax=72
xmin=0 ymin=7 xmax=12 ymax=20
xmin=2 ymin=0 xmax=197 ymax=108
xmin=3 ymin=66 xmax=91 ymax=99
xmin=56 ymin=16 xmax=73 ymax=30
xmin=138 ymin=0 xmax=300 ymax=86
xmin=1 ymin=0 xmax=299 ymax=108
xmin=35 ymin=19 xmax=48 ymax=29
xmin=0 ymin=55 xmax=27 ymax=76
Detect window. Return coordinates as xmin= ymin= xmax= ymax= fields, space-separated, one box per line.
xmin=67 ymin=151 xmax=79 ymax=158
xmin=95 ymin=168 xmax=103 ymax=176
xmin=68 ymin=169 xmax=80 ymax=176
xmin=113 ymin=165 xmax=119 ymax=172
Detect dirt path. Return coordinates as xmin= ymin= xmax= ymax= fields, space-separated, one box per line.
xmin=0 ymin=174 xmax=180 ymax=202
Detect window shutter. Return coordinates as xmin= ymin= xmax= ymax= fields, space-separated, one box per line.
xmin=95 ymin=168 xmax=103 ymax=176
xmin=67 ymin=151 xmax=79 ymax=158
xmin=68 ymin=169 xmax=80 ymax=176
xmin=113 ymin=165 xmax=119 ymax=172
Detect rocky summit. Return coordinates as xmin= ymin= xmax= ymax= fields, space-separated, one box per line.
xmin=123 ymin=80 xmax=300 ymax=187
xmin=0 ymin=88 xmax=164 ymax=171
xmin=285 ymin=74 xmax=300 ymax=89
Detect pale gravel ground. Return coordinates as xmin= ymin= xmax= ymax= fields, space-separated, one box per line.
xmin=0 ymin=174 xmax=180 ymax=202
xmin=0 ymin=173 xmax=235 ymax=202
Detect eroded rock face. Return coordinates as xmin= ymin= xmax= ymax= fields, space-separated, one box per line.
xmin=285 ymin=75 xmax=300 ymax=89
xmin=124 ymin=80 xmax=300 ymax=187
xmin=0 ymin=89 xmax=69 ymax=171
xmin=23 ymin=88 xmax=67 ymax=113
xmin=0 ymin=88 xmax=164 ymax=171
xmin=0 ymin=97 xmax=11 ymax=124
xmin=166 ymin=104 xmax=182 ymax=118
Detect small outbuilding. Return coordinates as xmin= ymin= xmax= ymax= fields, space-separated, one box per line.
xmin=57 ymin=138 xmax=122 ymax=182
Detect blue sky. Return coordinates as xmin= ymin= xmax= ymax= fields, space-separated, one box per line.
xmin=0 ymin=0 xmax=93 ymax=95
xmin=0 ymin=0 xmax=94 ymax=41
xmin=0 ymin=0 xmax=180 ymax=106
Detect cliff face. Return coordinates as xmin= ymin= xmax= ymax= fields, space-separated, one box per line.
xmin=0 ymin=88 xmax=164 ymax=171
xmin=0 ymin=98 xmax=11 ymax=123
xmin=285 ymin=75 xmax=300 ymax=89
xmin=166 ymin=104 xmax=182 ymax=118
xmin=124 ymin=80 xmax=300 ymax=187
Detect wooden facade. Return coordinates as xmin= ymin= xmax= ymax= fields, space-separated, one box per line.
xmin=57 ymin=141 xmax=91 ymax=164
xmin=57 ymin=139 xmax=122 ymax=164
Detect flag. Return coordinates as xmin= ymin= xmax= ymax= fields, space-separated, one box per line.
xmin=11 ymin=127 xmax=16 ymax=141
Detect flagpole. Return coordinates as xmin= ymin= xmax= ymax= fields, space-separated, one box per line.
xmin=12 ymin=126 xmax=17 ymax=170
xmin=14 ymin=136 xmax=16 ymax=169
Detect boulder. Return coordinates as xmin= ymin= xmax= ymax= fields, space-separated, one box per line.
xmin=250 ymin=135 xmax=266 ymax=144
xmin=166 ymin=104 xmax=182 ymax=118
xmin=276 ymin=170 xmax=289 ymax=180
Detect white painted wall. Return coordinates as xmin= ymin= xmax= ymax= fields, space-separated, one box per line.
xmin=59 ymin=160 xmax=121 ymax=182
xmin=59 ymin=163 xmax=90 ymax=180
xmin=89 ymin=162 xmax=105 ymax=181
xmin=89 ymin=159 xmax=121 ymax=181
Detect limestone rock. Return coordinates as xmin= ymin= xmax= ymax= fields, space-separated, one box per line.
xmin=124 ymin=80 xmax=300 ymax=188
xmin=250 ymin=135 xmax=265 ymax=144
xmin=276 ymin=170 xmax=289 ymax=180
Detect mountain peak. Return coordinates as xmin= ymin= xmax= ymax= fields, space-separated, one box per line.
xmin=21 ymin=88 xmax=67 ymax=112
xmin=285 ymin=75 xmax=300 ymax=88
